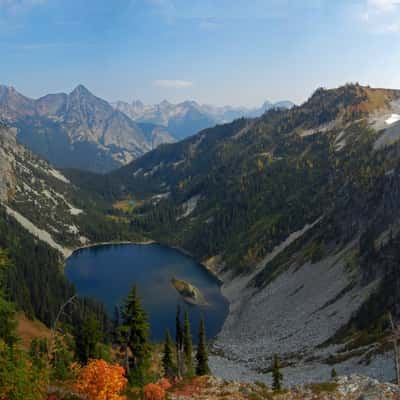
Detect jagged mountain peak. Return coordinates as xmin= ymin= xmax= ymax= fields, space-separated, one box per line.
xmin=0 ymin=84 xmax=176 ymax=172
xmin=70 ymin=83 xmax=92 ymax=96
xmin=113 ymin=97 xmax=294 ymax=139
xmin=68 ymin=84 xmax=106 ymax=107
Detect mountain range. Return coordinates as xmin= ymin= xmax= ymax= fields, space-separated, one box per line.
xmin=0 ymin=83 xmax=293 ymax=173
xmin=0 ymin=84 xmax=176 ymax=173
xmin=113 ymin=98 xmax=294 ymax=140
xmin=1 ymin=83 xmax=400 ymax=385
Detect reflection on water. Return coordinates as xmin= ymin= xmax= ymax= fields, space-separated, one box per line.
xmin=65 ymin=243 xmax=229 ymax=341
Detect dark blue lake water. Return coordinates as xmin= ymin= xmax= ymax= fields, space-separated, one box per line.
xmin=65 ymin=243 xmax=229 ymax=341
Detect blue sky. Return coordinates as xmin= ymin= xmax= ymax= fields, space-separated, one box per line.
xmin=0 ymin=0 xmax=400 ymax=106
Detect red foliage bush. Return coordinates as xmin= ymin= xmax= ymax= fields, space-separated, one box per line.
xmin=157 ymin=378 xmax=172 ymax=391
xmin=143 ymin=383 xmax=166 ymax=400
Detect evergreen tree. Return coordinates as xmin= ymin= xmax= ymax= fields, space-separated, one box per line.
xmin=195 ymin=318 xmax=210 ymax=376
xmin=272 ymin=354 xmax=283 ymax=391
xmin=182 ymin=309 xmax=194 ymax=377
xmin=113 ymin=305 xmax=121 ymax=343
xmin=0 ymin=296 xmax=17 ymax=346
xmin=122 ymin=284 xmax=150 ymax=386
xmin=51 ymin=334 xmax=75 ymax=381
xmin=162 ymin=329 xmax=175 ymax=379
xmin=331 ymin=368 xmax=337 ymax=379
xmin=29 ymin=338 xmax=48 ymax=369
xmin=74 ymin=313 xmax=102 ymax=364
xmin=175 ymin=304 xmax=183 ymax=377
xmin=0 ymin=250 xmax=17 ymax=346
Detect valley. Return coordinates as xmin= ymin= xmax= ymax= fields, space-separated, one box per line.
xmin=2 ymin=83 xmax=400 ymax=398
xmin=65 ymin=84 xmax=400 ymax=384
xmin=3 ymin=1 xmax=400 ymax=397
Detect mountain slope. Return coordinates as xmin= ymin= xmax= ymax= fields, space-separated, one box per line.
xmin=113 ymin=98 xmax=294 ymax=139
xmin=0 ymin=84 xmax=175 ymax=173
xmin=73 ymin=83 xmax=400 ymax=383
xmin=0 ymin=122 xmax=143 ymax=327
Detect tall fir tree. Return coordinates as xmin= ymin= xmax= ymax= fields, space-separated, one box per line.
xmin=182 ymin=309 xmax=194 ymax=377
xmin=122 ymin=284 xmax=150 ymax=386
xmin=175 ymin=304 xmax=183 ymax=377
xmin=74 ymin=313 xmax=102 ymax=364
xmin=272 ymin=354 xmax=283 ymax=391
xmin=162 ymin=329 xmax=175 ymax=379
xmin=195 ymin=318 xmax=210 ymax=376
xmin=0 ymin=250 xmax=17 ymax=346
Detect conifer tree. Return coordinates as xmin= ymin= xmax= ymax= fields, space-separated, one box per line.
xmin=122 ymin=284 xmax=150 ymax=386
xmin=182 ymin=309 xmax=194 ymax=377
xmin=162 ymin=329 xmax=175 ymax=379
xmin=195 ymin=318 xmax=210 ymax=376
xmin=113 ymin=305 xmax=121 ymax=343
xmin=74 ymin=313 xmax=102 ymax=364
xmin=272 ymin=354 xmax=283 ymax=391
xmin=175 ymin=304 xmax=183 ymax=377
xmin=0 ymin=250 xmax=17 ymax=346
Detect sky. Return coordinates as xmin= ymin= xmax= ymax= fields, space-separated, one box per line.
xmin=0 ymin=0 xmax=400 ymax=107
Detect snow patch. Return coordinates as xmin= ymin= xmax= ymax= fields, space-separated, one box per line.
xmin=151 ymin=192 xmax=170 ymax=203
xmin=177 ymin=194 xmax=201 ymax=220
xmin=46 ymin=167 xmax=70 ymax=184
xmin=4 ymin=205 xmax=72 ymax=258
xmin=385 ymin=113 xmax=400 ymax=125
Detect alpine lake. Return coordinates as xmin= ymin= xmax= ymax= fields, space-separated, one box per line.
xmin=65 ymin=243 xmax=229 ymax=341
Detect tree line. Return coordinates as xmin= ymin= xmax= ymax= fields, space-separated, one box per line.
xmin=111 ymin=285 xmax=210 ymax=386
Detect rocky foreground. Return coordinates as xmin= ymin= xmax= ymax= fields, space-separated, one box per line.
xmin=167 ymin=375 xmax=400 ymax=400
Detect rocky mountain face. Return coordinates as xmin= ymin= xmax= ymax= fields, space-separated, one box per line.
xmin=0 ymin=121 xmax=144 ymax=325
xmin=113 ymin=98 xmax=294 ymax=140
xmin=0 ymin=122 xmax=88 ymax=255
xmin=0 ymin=122 xmax=139 ymax=254
xmin=0 ymin=84 xmax=175 ymax=173
xmin=78 ymin=84 xmax=400 ymax=384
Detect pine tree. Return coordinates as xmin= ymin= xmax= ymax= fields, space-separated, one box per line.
xmin=195 ymin=318 xmax=210 ymax=376
xmin=74 ymin=313 xmax=102 ymax=364
xmin=113 ymin=305 xmax=121 ymax=343
xmin=162 ymin=329 xmax=175 ymax=379
xmin=122 ymin=284 xmax=150 ymax=386
xmin=0 ymin=250 xmax=17 ymax=346
xmin=331 ymin=368 xmax=337 ymax=379
xmin=182 ymin=309 xmax=194 ymax=377
xmin=175 ymin=304 xmax=183 ymax=377
xmin=272 ymin=354 xmax=283 ymax=391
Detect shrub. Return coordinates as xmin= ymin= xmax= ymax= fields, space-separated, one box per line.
xmin=74 ymin=359 xmax=127 ymax=400
xmin=143 ymin=383 xmax=165 ymax=400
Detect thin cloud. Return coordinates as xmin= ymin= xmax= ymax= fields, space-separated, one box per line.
xmin=198 ymin=17 xmax=221 ymax=31
xmin=153 ymin=80 xmax=193 ymax=89
xmin=0 ymin=0 xmax=47 ymax=15
xmin=367 ymin=0 xmax=400 ymax=12
xmin=361 ymin=0 xmax=400 ymax=33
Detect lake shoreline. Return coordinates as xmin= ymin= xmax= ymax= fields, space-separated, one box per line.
xmin=65 ymin=240 xmax=225 ymax=284
xmin=65 ymin=241 xmax=229 ymax=341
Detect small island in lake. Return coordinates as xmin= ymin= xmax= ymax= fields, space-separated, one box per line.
xmin=171 ymin=277 xmax=208 ymax=306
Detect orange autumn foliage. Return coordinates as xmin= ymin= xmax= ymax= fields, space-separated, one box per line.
xmin=143 ymin=383 xmax=166 ymax=400
xmin=156 ymin=378 xmax=172 ymax=391
xmin=74 ymin=359 xmax=127 ymax=400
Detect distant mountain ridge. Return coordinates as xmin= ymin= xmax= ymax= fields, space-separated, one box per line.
xmin=0 ymin=83 xmax=293 ymax=172
xmin=0 ymin=84 xmax=175 ymax=173
xmin=113 ymin=98 xmax=294 ymax=139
